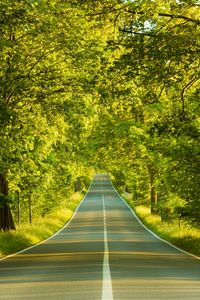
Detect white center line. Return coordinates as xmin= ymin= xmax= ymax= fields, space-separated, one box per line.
xmin=101 ymin=177 xmax=113 ymax=300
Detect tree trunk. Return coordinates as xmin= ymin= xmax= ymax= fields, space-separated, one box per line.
xmin=0 ymin=174 xmax=15 ymax=231
xmin=28 ymin=194 xmax=32 ymax=224
xmin=74 ymin=177 xmax=81 ymax=192
xmin=17 ymin=191 xmax=21 ymax=226
xmin=148 ymin=166 xmax=158 ymax=214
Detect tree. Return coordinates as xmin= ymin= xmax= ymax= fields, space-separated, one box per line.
xmin=83 ymin=0 xmax=200 ymax=223
xmin=0 ymin=0 xmax=118 ymax=229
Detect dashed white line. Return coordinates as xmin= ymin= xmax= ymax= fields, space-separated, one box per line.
xmin=101 ymin=182 xmax=113 ymax=300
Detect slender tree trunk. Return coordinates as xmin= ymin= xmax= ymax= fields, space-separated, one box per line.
xmin=74 ymin=177 xmax=81 ymax=192
xmin=17 ymin=191 xmax=20 ymax=226
xmin=148 ymin=166 xmax=158 ymax=214
xmin=28 ymin=194 xmax=32 ymax=224
xmin=0 ymin=174 xmax=15 ymax=231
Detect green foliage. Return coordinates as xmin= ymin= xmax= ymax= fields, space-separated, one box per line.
xmin=0 ymin=0 xmax=199 ymax=229
xmin=134 ymin=205 xmax=200 ymax=257
xmin=85 ymin=0 xmax=200 ymax=224
xmin=0 ymin=194 xmax=11 ymax=206
xmin=0 ymin=0 xmax=107 ymax=228
xmin=0 ymin=191 xmax=83 ymax=257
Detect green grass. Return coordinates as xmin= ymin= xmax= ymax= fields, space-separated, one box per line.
xmin=122 ymin=193 xmax=200 ymax=258
xmin=0 ymin=192 xmax=83 ymax=258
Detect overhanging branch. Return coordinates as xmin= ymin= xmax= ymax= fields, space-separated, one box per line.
xmin=127 ymin=8 xmax=200 ymax=24
xmin=119 ymin=28 xmax=154 ymax=37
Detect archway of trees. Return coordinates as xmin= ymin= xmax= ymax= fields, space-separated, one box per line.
xmin=0 ymin=0 xmax=199 ymax=230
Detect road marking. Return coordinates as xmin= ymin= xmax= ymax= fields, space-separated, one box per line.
xmin=101 ymin=182 xmax=113 ymax=300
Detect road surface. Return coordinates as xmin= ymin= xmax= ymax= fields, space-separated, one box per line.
xmin=0 ymin=174 xmax=200 ymax=299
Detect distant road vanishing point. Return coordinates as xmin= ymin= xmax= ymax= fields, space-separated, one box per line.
xmin=0 ymin=174 xmax=200 ymax=300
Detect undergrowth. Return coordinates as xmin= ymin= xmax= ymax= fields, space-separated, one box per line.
xmin=0 ymin=192 xmax=83 ymax=258
xmin=122 ymin=193 xmax=200 ymax=258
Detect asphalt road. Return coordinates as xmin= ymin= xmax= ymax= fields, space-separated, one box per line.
xmin=0 ymin=174 xmax=200 ymax=300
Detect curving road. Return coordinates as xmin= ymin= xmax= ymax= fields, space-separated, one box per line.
xmin=0 ymin=174 xmax=200 ymax=299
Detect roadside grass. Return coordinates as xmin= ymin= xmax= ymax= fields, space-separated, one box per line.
xmin=0 ymin=191 xmax=83 ymax=259
xmin=122 ymin=193 xmax=200 ymax=258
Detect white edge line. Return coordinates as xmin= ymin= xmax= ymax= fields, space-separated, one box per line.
xmin=0 ymin=179 xmax=94 ymax=262
xmin=109 ymin=178 xmax=200 ymax=261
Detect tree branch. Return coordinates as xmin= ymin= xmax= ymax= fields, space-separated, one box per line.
xmin=181 ymin=76 xmax=200 ymax=117
xmin=126 ymin=8 xmax=200 ymax=24
xmin=120 ymin=28 xmax=154 ymax=37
